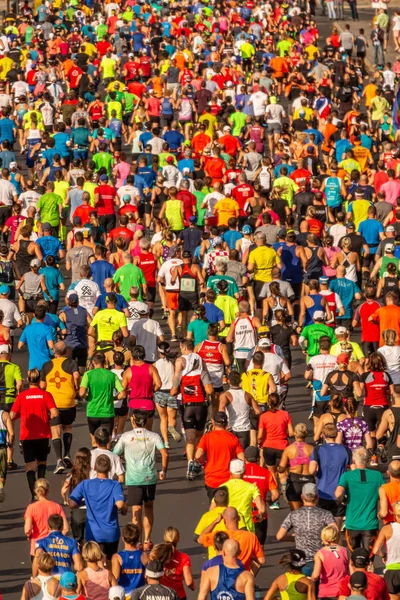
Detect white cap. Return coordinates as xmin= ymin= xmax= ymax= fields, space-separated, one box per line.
xmin=258 ymin=338 xmax=271 ymax=347
xmin=385 ymin=243 xmax=395 ymax=252
xmin=30 ymin=258 xmax=41 ymax=268
xmin=0 ymin=345 xmax=9 ymax=354
xmin=313 ymin=310 xmax=325 ymax=321
xmin=109 ymin=587 xmax=126 ymax=600
xmin=335 ymin=326 xmax=348 ymax=336
xmin=223 ymin=125 xmax=231 ymax=131
xmin=230 ymin=459 xmax=245 ymax=475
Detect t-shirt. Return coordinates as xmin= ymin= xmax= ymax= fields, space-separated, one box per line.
xmin=131 ymin=584 xmax=178 ymax=600
xmin=207 ymin=274 xmax=238 ymax=298
xmin=81 ymin=368 xmax=123 ymax=418
xmin=197 ymin=430 xmax=243 ymax=488
xmin=358 ymin=219 xmax=384 ymax=254
xmin=24 ymin=500 xmax=66 ymax=555
xmin=19 ymin=322 xmax=53 ymax=370
xmin=243 ymin=463 xmax=278 ymax=522
xmin=248 ymin=246 xmax=279 ymax=282
xmin=194 ymin=507 xmax=227 ymax=558
xmin=337 ymin=468 xmax=385 ymax=530
xmin=258 ymin=410 xmax=292 ymax=449
xmin=329 ymin=278 xmax=360 ymax=319
xmin=281 ymin=506 xmax=335 ymax=561
xmin=113 ymin=428 xmax=164 ymax=486
xmin=214 ymin=198 xmax=240 ymax=226
xmin=187 ymin=319 xmax=209 ymax=347
xmin=91 ymin=308 xmax=127 ymax=342
xmin=219 ymin=478 xmax=261 ymax=533
xmin=90 ymin=447 xmax=124 ymax=480
xmin=12 ymin=387 xmax=56 ymax=440
xmin=0 ymin=360 xmax=23 ymax=405
xmin=69 ymin=478 xmax=125 ymax=543
xmin=311 ymin=443 xmax=351 ymax=500
xmin=113 ymin=264 xmax=146 ymax=301
xmin=37 ymin=193 xmax=63 ymax=226
xmin=338 ymin=572 xmax=390 ymax=600
xmin=200 ymin=529 xmax=263 ymax=570
xmin=35 ymin=531 xmax=80 ymax=575
xmin=161 ymin=550 xmax=191 ymax=599
xmin=66 ymin=246 xmax=94 ymax=283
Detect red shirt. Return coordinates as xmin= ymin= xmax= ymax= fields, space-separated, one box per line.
xmin=118 ymin=204 xmax=139 ymax=216
xmin=197 ymin=430 xmax=243 ymax=488
xmin=125 ymin=60 xmax=140 ymax=80
xmin=161 ymin=550 xmax=191 ymax=599
xmin=128 ymin=81 xmax=146 ymax=97
xmin=12 ymin=387 xmax=56 ymax=440
xmin=67 ymin=66 xmax=83 ymax=88
xmin=177 ymin=190 xmax=196 ymax=225
xmin=231 ymin=183 xmax=255 ymax=215
xmin=374 ymin=171 xmax=389 ymax=194
xmin=290 ymin=168 xmax=311 ymax=192
xmin=244 ymin=463 xmax=278 ymax=522
xmin=108 ymin=226 xmax=134 ymax=244
xmin=73 ymin=204 xmax=92 ymax=226
xmin=136 ymin=252 xmax=157 ymax=287
xmin=96 ymin=40 xmax=112 ymax=57
xmin=355 ymin=299 xmax=381 ymax=343
xmin=139 ymin=56 xmax=151 ymax=77
xmin=219 ymin=134 xmax=241 ymax=157
xmin=258 ymin=409 xmax=292 ymax=450
xmin=338 ymin=572 xmax=389 ymax=600
xmin=94 ymin=184 xmax=117 ymax=216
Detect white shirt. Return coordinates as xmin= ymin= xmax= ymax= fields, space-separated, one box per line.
xmin=0 ymin=181 xmax=16 ymax=206
xmin=126 ymin=300 xmax=149 ymax=331
xmin=18 ymin=190 xmax=41 ymax=216
xmin=130 ymin=317 xmax=163 ymax=362
xmin=307 ymin=353 xmax=338 ymax=385
xmin=249 ymin=91 xmax=268 ymax=116
xmin=117 ymin=185 xmax=140 ymax=204
xmin=247 ymin=351 xmax=290 ymax=392
xmin=158 ymin=258 xmax=183 ymax=291
xmin=12 ymin=81 xmax=30 ymax=98
xmin=67 ymin=279 xmax=100 ymax=317
xmin=202 ymin=191 xmax=224 ymax=218
xmin=90 ymin=448 xmax=124 ymax=480
xmin=155 ymin=357 xmax=174 ymax=390
xmin=0 ymin=298 xmax=21 ymax=328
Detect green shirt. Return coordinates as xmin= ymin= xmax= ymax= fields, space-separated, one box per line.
xmin=187 ymin=319 xmax=210 ymax=346
xmin=123 ymin=92 xmax=136 ymax=113
xmin=195 ymin=190 xmax=206 ymax=226
xmin=37 ymin=192 xmax=63 ymax=226
xmin=0 ymin=360 xmax=23 ymax=404
xmin=337 ymin=468 xmax=384 ymax=530
xmin=215 ymin=295 xmax=239 ymax=337
xmin=93 ymin=152 xmax=114 ymax=176
xmin=230 ymin=112 xmax=247 ymax=137
xmin=114 ymin=428 xmax=165 ymax=485
xmin=207 ymin=274 xmax=238 ymax=298
xmin=113 ymin=263 xmax=146 ymax=301
xmin=81 ymin=368 xmax=123 ymax=418
xmin=96 ymin=23 xmax=108 ymax=41
xmin=220 ymin=478 xmax=260 ymax=532
xmin=300 ymin=324 xmax=337 ymax=358
xmin=277 ymin=39 xmax=292 ymax=57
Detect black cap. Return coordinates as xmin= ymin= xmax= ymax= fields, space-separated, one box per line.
xmin=106 ymin=292 xmax=117 ymax=304
xmin=182 ymin=250 xmax=192 ymax=259
xmin=214 ymin=411 xmax=228 ymax=425
xmin=351 ymin=548 xmax=370 ymax=567
xmin=244 ymin=446 xmax=259 ymax=462
xmin=350 ymin=571 xmax=368 ymax=589
xmin=216 ymin=279 xmax=229 ymax=292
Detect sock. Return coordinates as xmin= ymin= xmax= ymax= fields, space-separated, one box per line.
xmin=27 ymin=470 xmax=36 ymax=496
xmin=53 ymin=438 xmax=62 ymax=460
xmin=37 ymin=464 xmax=46 ymax=479
xmin=63 ymin=433 xmax=72 ymax=457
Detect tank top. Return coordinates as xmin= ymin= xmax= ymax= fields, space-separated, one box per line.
xmin=197 ymin=340 xmax=224 ymax=388
xmin=233 ymin=316 xmax=257 ymax=358
xmin=304 ymin=294 xmax=324 ymax=326
xmin=131 ymin=133 xmax=141 ymax=154
xmin=325 ymin=176 xmax=342 ymax=208
xmin=318 ymin=546 xmax=349 ymax=597
xmin=340 ymin=250 xmax=357 ymax=282
xmin=322 ymin=291 xmax=337 ymax=327
xmin=306 ymin=246 xmax=323 ymax=280
xmin=179 ymin=263 xmax=199 ymax=301
xmin=64 ymin=305 xmax=88 ymax=349
xmin=250 ymin=126 xmax=263 ymax=153
xmin=280 ymin=572 xmax=307 ymax=600
xmin=0 ymin=410 xmax=7 ymax=446
xmin=89 ymin=101 xmax=103 ymax=121
xmin=270 ymin=297 xmax=286 ymax=326
xmin=387 ymin=406 xmax=400 ymax=459
xmin=117 ymin=549 xmax=145 ymax=595
xmin=281 ymin=243 xmax=303 ymax=284
xmin=10 ymin=172 xmax=22 ymax=195
xmin=165 ymin=200 xmax=184 ymax=231
xmin=239 ymin=238 xmax=252 ymax=260
xmin=386 ymin=522 xmax=400 ymax=567
xmin=210 ymin=565 xmax=245 ymax=600
xmin=48 ymin=164 xmax=61 ymax=182
xmin=128 ymin=363 xmax=154 ymax=411
xmin=289 ymin=441 xmax=310 ymax=467
xmin=178 ymin=98 xmax=192 ymax=120
xmin=161 ymin=98 xmax=174 ymax=115
xmin=226 ymin=388 xmax=250 ymax=432
xmin=84 ymin=567 xmax=110 ymax=600
xmin=27 ymin=576 xmax=59 ymax=600
xmin=23 ymin=271 xmax=43 ymax=297
xmin=44 ymin=357 xmax=76 ymax=409
xmin=383 ymin=275 xmax=399 ymax=298
xmin=137 ymin=252 xmax=157 ymax=287
xmin=181 ymin=352 xmax=205 ymax=404
xmin=259 ymin=166 xmax=271 ymax=190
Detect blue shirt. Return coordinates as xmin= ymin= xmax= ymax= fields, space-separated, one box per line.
xmin=311 ymin=443 xmax=351 ymax=500
xmin=20 ymin=322 xmax=53 ymax=370
xmin=360 ymin=134 xmax=373 ymax=150
xmin=41 ymin=148 xmax=58 ymax=167
xmin=358 ymin=219 xmax=384 ymax=254
xmin=204 ymin=302 xmax=224 ymax=324
xmin=95 ymin=292 xmax=128 ymax=312
xmin=70 ymin=478 xmax=125 ymax=543
xmin=335 ymin=139 xmax=353 ymax=162
xmin=35 ymin=236 xmax=63 ymax=260
xmin=330 ymin=278 xmax=360 ymax=319
xmin=162 ymin=130 xmax=184 ymax=151
xmin=53 ymin=132 xmax=71 ymax=158
xmin=178 ymin=158 xmax=195 ymax=173
xmin=39 ymin=266 xmax=64 ymax=301
xmin=0 ymin=118 xmax=17 ymax=143
xmin=36 ymin=532 xmax=80 ymax=575
xmin=139 ymin=132 xmax=152 ymax=148
xmin=273 ymin=163 xmax=294 ymax=179
xmin=132 ymin=32 xmax=145 ymax=51
xmin=222 ymin=230 xmax=243 ymax=250
xmin=90 ymin=260 xmax=115 ymax=293
xmin=137 ymin=166 xmax=157 ymax=189
xmin=32 ymin=313 xmax=65 ymax=344
xmin=305 ymin=128 xmax=323 ymax=145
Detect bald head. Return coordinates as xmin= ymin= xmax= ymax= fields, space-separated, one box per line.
xmin=222 ymin=539 xmax=240 ymax=559
xmin=54 ymin=341 xmax=67 ymax=357
xmin=337 ymin=265 xmax=346 ymax=277
xmin=104 ymin=278 xmax=115 ymax=290
xmin=389 ymin=460 xmax=400 ymax=479
xmin=223 ymin=507 xmax=239 ymax=524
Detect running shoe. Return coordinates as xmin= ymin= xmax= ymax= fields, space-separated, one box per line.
xmin=0 ymin=485 xmax=5 ymax=503
xmin=54 ymin=459 xmax=66 ymax=474
xmin=270 ymin=501 xmax=280 ymax=510
xmin=370 ymin=454 xmax=378 ymax=467
xmin=63 ymin=456 xmax=73 ymax=469
xmin=176 ymin=325 xmax=183 ymax=339
xmin=7 ymin=461 xmax=18 ymax=470
xmin=165 ymin=442 xmax=170 ymax=449
xmin=168 ymin=426 xmax=182 ymax=442
xmin=187 ymin=460 xmax=196 ymax=480
xmin=171 ymin=335 xmax=178 ymax=342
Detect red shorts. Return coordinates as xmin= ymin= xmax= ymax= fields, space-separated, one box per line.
xmin=166 ymin=291 xmax=179 ymax=311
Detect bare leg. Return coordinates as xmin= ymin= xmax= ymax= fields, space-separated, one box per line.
xmin=156 ymin=405 xmax=168 ymax=444
xmin=143 ymin=501 xmax=154 ymax=542
xmin=132 ymin=505 xmax=143 ymax=538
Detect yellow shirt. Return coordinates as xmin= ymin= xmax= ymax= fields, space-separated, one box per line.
xmin=107 ymin=80 xmax=125 ymax=93
xmin=214 ymin=198 xmax=239 ymax=227
xmin=83 ymin=42 xmax=97 ymax=57
xmin=248 ymin=246 xmax=279 ymax=282
xmin=194 ymin=507 xmax=227 ymax=558
xmin=330 ymin=341 xmax=364 ymax=362
xmin=364 ymin=83 xmax=377 ymax=108
xmin=305 ymin=44 xmax=319 ymax=59
xmin=199 ymin=113 xmax=217 ymax=138
xmin=91 ymin=308 xmax=127 ymax=342
xmin=0 ymin=56 xmax=14 ymax=79
xmin=83 ymin=181 xmax=97 ymax=206
xmin=54 ymin=180 xmax=70 ymax=203
xmin=241 ymin=369 xmax=271 ymax=405
xmin=101 ymin=57 xmax=117 ymax=79
xmin=293 ymin=106 xmax=313 ymax=121
xmin=219 ymin=478 xmax=260 ymax=533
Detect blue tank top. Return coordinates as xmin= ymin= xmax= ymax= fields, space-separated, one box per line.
xmin=63 ymin=306 xmax=88 ymax=349
xmin=304 ymin=294 xmax=324 ymax=326
xmin=117 ymin=549 xmax=145 ymax=595
xmin=0 ymin=410 xmax=6 ymax=446
xmin=280 ymin=243 xmax=303 ymax=284
xmin=10 ymin=172 xmax=21 ymax=195
xmin=211 ymin=564 xmax=245 ymax=600
xmin=48 ymin=164 xmax=62 ymax=182
xmin=161 ymin=98 xmax=173 ymax=115
xmin=325 ymin=176 xmax=342 ymax=208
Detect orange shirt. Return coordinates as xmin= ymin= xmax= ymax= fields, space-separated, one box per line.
xmin=214 ymin=198 xmax=240 ymax=227
xmin=24 ymin=499 xmax=66 ymax=555
xmin=353 ymin=145 xmax=372 ymax=172
xmin=364 ymin=83 xmax=377 ymax=108
xmin=197 ymin=430 xmax=243 ymax=488
xmin=151 ymin=76 xmax=164 ymax=98
xmin=201 ymin=530 xmax=264 ymax=570
xmin=371 ymin=304 xmax=400 ymax=347
xmin=269 ymin=57 xmax=288 ymax=78
xmin=381 ymin=480 xmax=400 ymax=524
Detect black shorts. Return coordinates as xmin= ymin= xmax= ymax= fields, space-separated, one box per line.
xmin=98 ymin=540 xmax=119 ymax=561
xmin=59 ymin=407 xmax=77 ymax=426
xmin=115 ymin=403 xmax=129 ymax=417
xmin=182 ymin=403 xmax=208 ymax=431
xmin=233 ymin=430 xmax=250 ymax=449
xmin=253 ymin=280 xmax=265 ymax=309
xmin=205 ymin=485 xmax=219 ymax=501
xmin=147 ymin=286 xmax=156 ymax=303
xmin=178 ymin=296 xmax=198 ymax=312
xmin=318 ymin=497 xmax=346 ymax=517
xmin=22 ymin=438 xmax=50 ymax=463
xmin=255 ymin=518 xmax=268 ymax=546
xmin=0 ymin=206 xmax=12 ymax=228
xmin=361 ymin=341 xmax=378 ymax=357
xmin=0 ymin=402 xmax=13 ymax=413
xmin=87 ymin=417 xmax=114 ymax=436
xmin=127 ymin=483 xmax=156 ymax=506
xmin=286 ymin=473 xmax=315 ymax=502
xmin=345 ymin=528 xmax=378 ymax=553
xmin=26 ymin=298 xmax=42 ymax=313
xmin=314 ymin=401 xmax=330 ymax=418
xmin=144 ymin=202 xmax=152 ymax=215
xmin=72 ymin=347 xmax=88 ymax=368
xmin=385 ymin=570 xmax=400 ymax=594
xmin=363 ymin=405 xmax=387 ymax=432
xmin=128 ymin=408 xmax=155 ymax=420
xmin=262 ymin=447 xmax=283 ymax=467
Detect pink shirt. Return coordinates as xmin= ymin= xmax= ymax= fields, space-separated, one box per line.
xmin=380 ymin=180 xmax=400 ymax=206
xmin=24 ymin=499 xmax=66 ymax=555
xmin=113 ymin=162 xmax=131 ymax=189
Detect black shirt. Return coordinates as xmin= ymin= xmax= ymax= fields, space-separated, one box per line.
xmin=131 ymin=584 xmax=178 ymax=600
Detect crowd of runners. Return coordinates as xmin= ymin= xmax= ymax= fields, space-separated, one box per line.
xmin=2 ymin=0 xmax=400 ymax=598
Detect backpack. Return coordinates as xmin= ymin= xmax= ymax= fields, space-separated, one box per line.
xmin=0 ymin=260 xmax=14 ymax=284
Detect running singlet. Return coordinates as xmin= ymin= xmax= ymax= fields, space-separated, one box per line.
xmin=210 ymin=565 xmax=245 ymax=600
xmin=197 ymin=340 xmax=224 ymax=388
xmin=181 ymin=353 xmax=206 ymax=404
xmin=117 ymin=549 xmax=145 ymax=595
